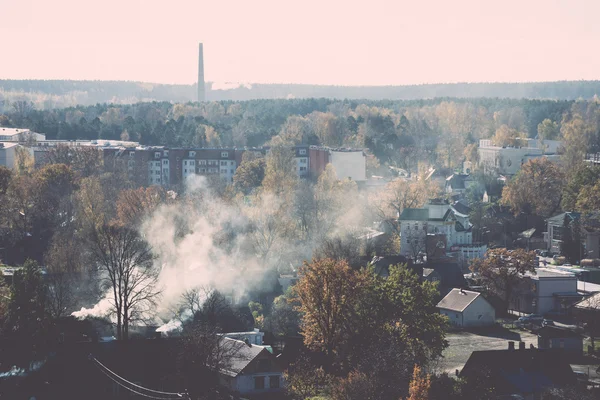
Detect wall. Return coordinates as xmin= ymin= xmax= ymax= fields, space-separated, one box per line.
xmin=235 ymin=373 xmax=284 ymax=394
xmin=538 ymin=336 xmax=583 ymax=355
xmin=329 ymin=150 xmax=366 ymax=182
xmin=462 ymin=296 xmax=496 ymax=327
xmin=439 ymin=308 xmax=463 ymax=327
xmin=536 ymin=277 xmax=577 ymax=314
xmin=0 ymin=144 xmax=17 ymax=168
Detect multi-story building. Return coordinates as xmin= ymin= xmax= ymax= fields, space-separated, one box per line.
xmin=478 ymin=138 xmax=562 ymax=175
xmin=309 ymin=146 xmax=366 ymax=182
xmin=509 ymin=268 xmax=579 ymax=315
xmin=545 ymin=212 xmax=600 ymax=259
xmin=399 ymin=199 xmax=487 ymax=262
xmin=0 ymin=142 xmax=20 ymax=169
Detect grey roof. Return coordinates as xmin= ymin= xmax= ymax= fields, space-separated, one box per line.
xmin=528 ymin=268 xmax=576 ymax=280
xmin=399 ymin=208 xmax=429 ymax=221
xmin=423 ymin=268 xmax=435 ymax=278
xmin=219 ymin=337 xmax=271 ymax=377
xmin=574 ymin=292 xmax=600 ymax=311
xmin=437 ymin=288 xmax=483 ymax=312
xmin=451 ymin=201 xmax=472 ymax=216
xmin=547 ymin=212 xmax=580 ymax=226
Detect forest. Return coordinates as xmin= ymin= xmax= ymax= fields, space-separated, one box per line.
xmin=1 ymin=79 xmax=600 ymax=110
xmin=2 ymin=96 xmax=600 ymax=176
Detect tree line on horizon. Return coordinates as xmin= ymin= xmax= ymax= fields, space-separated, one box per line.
xmin=1 ymin=79 xmax=600 ymax=110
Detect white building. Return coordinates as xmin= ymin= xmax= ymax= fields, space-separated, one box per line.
xmin=0 ymin=142 xmax=20 ymax=168
xmin=478 ymin=138 xmax=562 ymax=175
xmin=223 ymin=329 xmax=265 ymax=345
xmin=510 ymin=268 xmax=579 ymax=315
xmin=437 ymin=288 xmax=496 ymax=328
xmin=329 ymin=149 xmax=366 ymax=182
xmin=399 ymin=200 xmax=487 ymax=261
xmin=0 ymin=127 xmax=46 ymax=142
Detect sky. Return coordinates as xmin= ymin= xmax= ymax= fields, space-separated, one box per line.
xmin=1 ymin=0 xmax=599 ymax=86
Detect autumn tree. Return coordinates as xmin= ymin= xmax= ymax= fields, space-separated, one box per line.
xmin=537 ymin=119 xmax=560 ymax=141
xmin=560 ymin=217 xmax=584 ymax=264
xmin=233 ymin=157 xmax=266 ymax=194
xmin=291 ymin=258 xmax=371 ymax=370
xmin=470 ymin=248 xmax=537 ymax=314
xmin=407 ymin=365 xmax=431 ymax=400
xmin=114 ymin=186 xmax=168 ymax=227
xmin=501 ymin=158 xmax=564 ymax=218
xmin=491 ymin=124 xmax=525 ymax=147
xmin=44 ymin=145 xmax=103 ymax=178
xmin=560 ymin=113 xmax=592 ymax=171
xmin=262 ymin=144 xmax=298 ymax=197
xmin=561 ymin=164 xmax=600 ymax=211
xmin=90 ymin=224 xmax=159 ymax=340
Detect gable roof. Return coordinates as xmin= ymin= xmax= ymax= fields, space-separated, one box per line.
xmin=547 ymin=212 xmax=580 ymax=226
xmin=437 ymin=288 xmax=484 ymax=312
xmin=451 ymin=201 xmax=472 ymax=216
xmin=460 ymin=348 xmax=575 ymax=395
xmin=399 ymin=208 xmax=429 ymax=221
xmin=219 ymin=337 xmax=272 ymax=377
xmin=573 ymin=292 xmax=600 ymax=311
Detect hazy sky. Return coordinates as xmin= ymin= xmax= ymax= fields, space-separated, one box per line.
xmin=1 ymin=0 xmax=599 ymax=85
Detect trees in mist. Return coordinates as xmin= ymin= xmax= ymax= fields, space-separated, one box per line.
xmin=90 ymin=224 xmax=159 ymax=340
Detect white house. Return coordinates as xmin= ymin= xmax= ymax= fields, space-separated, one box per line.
xmin=328 ymin=149 xmax=366 ymax=182
xmin=510 ymin=268 xmax=579 ymax=315
xmin=437 ymin=288 xmax=496 ymax=328
xmin=218 ymin=337 xmax=284 ymax=396
xmin=223 ymin=329 xmax=265 ymax=346
xmin=399 ymin=199 xmax=487 ymax=262
xmin=0 ymin=142 xmax=20 ymax=168
xmin=478 ymin=138 xmax=562 ymax=176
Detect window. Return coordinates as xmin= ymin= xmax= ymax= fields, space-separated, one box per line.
xmin=269 ymin=376 xmax=280 ymax=389
xmin=189 ymin=160 xmax=195 ymax=165
xmin=199 ymin=168 xmax=206 ymax=172
xmin=300 ymin=167 xmax=307 ymax=171
xmin=129 ymin=151 xmax=135 ymax=157
xmin=221 ymin=152 xmax=228 ymax=158
xmin=455 ymin=314 xmax=459 ymax=318
xmin=254 ymin=376 xmax=265 ymax=390
xmin=189 ymin=151 xmax=196 ymax=157
xmin=230 ymin=169 xmax=234 ymax=174
xmin=184 ymin=161 xmax=187 ymax=166
xmin=220 ymin=169 xmax=227 ymax=174
xmin=299 ymin=149 xmax=307 ymax=155
xmin=300 ymin=158 xmax=307 ymax=164
xmin=163 ymin=160 xmax=168 ymax=165
xmin=199 ymin=160 xmax=206 ymax=165
xmin=184 ymin=169 xmax=187 ymax=173
xmin=154 ymin=152 xmax=161 ymax=159
xmin=163 ymin=150 xmax=169 ymax=157
xmin=220 ymin=161 xmax=227 ymax=166
xmin=230 ymin=161 xmax=234 ymax=165
xmin=156 ymin=171 xmax=160 ymax=175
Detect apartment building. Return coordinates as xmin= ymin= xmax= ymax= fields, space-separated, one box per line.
xmin=478 ymin=138 xmax=562 ymax=175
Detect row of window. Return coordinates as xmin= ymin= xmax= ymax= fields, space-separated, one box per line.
xmin=184 ymin=160 xmax=235 ymax=166
xmin=146 ymin=150 xmax=231 ymax=159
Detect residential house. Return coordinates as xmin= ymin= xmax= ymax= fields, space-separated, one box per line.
xmin=399 ymin=199 xmax=486 ymax=263
xmin=536 ymin=326 xmax=584 ymax=357
xmin=218 ymin=337 xmax=285 ymax=397
xmin=546 ymin=212 xmax=600 ymax=259
xmin=444 ymin=174 xmax=476 ymax=196
xmin=509 ymin=268 xmax=580 ymax=315
xmin=424 ymin=260 xmax=467 ymax=297
xmin=460 ymin=344 xmax=576 ymax=399
xmin=437 ymin=288 xmax=496 ymax=328
xmin=223 ymin=329 xmax=265 ymax=346
xmin=478 ymin=138 xmax=562 ymax=176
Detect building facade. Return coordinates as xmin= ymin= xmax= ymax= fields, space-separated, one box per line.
xmin=478 ymin=138 xmax=562 ymax=175
xmin=510 ymin=268 xmax=579 ymax=315
xmin=437 ymin=288 xmax=496 ymax=328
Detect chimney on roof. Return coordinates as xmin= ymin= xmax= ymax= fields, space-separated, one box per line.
xmin=519 ymin=341 xmax=525 ymax=350
xmin=244 ymin=338 xmax=251 ymax=347
xmin=460 ymin=289 xmax=465 ymax=295
xmin=508 ymin=341 xmax=515 ymax=351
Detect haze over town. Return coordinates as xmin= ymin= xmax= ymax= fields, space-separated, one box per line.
xmin=2 ymin=1 xmax=600 ymax=400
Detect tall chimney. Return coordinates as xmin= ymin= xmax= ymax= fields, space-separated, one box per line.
xmin=198 ymin=43 xmax=206 ymax=102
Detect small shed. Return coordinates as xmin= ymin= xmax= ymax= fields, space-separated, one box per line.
xmin=536 ymin=326 xmax=584 ymax=356
xmin=437 ymin=288 xmax=496 ymax=328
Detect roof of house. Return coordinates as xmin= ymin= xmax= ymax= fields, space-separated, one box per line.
xmin=423 ymin=268 xmax=435 ymax=278
xmin=547 ymin=212 xmax=580 ymax=225
xmin=427 ymin=261 xmax=467 ymax=290
xmin=437 ymin=288 xmax=485 ymax=312
xmin=399 ymin=208 xmax=429 ymax=221
xmin=446 ymin=174 xmax=467 ymax=190
xmin=527 ymin=268 xmax=576 ymax=280
xmin=535 ymin=326 xmax=583 ymax=339
xmin=460 ymin=348 xmax=576 ymax=395
xmin=219 ymin=337 xmax=272 ymax=377
xmin=451 ymin=201 xmax=472 ymax=216
xmin=573 ymin=292 xmax=600 ymax=311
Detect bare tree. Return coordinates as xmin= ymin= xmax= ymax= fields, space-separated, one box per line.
xmin=91 ymin=224 xmax=160 ymax=340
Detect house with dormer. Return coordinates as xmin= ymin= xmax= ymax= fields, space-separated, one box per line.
xmin=399 ymin=199 xmax=487 ymax=262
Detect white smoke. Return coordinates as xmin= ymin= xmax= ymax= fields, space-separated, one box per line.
xmin=72 ymin=297 xmax=113 ymax=320
xmin=0 ymin=360 xmax=46 ymax=379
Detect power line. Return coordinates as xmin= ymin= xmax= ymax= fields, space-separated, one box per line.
xmin=90 ymin=355 xmax=188 ymax=399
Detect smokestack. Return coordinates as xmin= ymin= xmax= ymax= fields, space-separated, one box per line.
xmin=198 ymin=43 xmax=205 ymax=102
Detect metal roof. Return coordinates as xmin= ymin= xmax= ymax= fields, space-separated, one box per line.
xmin=436 ymin=288 xmax=483 ymax=312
